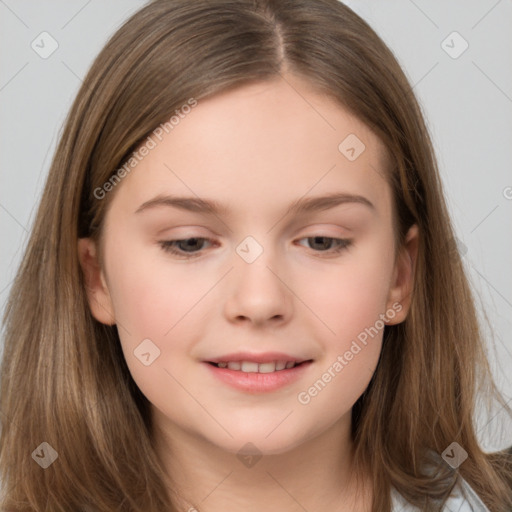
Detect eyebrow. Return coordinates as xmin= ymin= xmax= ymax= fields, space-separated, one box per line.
xmin=134 ymin=192 xmax=375 ymax=217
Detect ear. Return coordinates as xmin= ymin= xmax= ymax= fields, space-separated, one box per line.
xmin=77 ymin=238 xmax=116 ymax=325
xmin=385 ymin=224 xmax=419 ymax=325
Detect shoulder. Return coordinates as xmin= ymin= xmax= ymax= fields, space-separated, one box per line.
xmin=391 ymin=477 xmax=491 ymax=511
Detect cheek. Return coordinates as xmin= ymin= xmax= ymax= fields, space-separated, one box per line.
xmin=294 ymin=248 xmax=393 ymax=417
xmin=298 ymin=239 xmax=395 ymax=349
xmin=104 ymin=247 xmax=210 ymax=410
xmin=105 ymin=242 xmax=213 ymax=338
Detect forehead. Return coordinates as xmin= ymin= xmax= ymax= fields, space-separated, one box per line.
xmin=109 ymin=75 xmax=391 ymax=219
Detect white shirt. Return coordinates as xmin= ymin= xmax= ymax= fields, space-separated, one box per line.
xmin=391 ymin=477 xmax=491 ymax=511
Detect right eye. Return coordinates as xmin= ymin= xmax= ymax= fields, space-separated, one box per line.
xmin=158 ymin=237 xmax=216 ymax=258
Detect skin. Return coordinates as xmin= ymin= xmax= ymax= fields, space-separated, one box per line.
xmin=78 ymin=74 xmax=418 ymax=511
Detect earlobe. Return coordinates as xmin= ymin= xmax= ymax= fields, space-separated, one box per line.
xmin=77 ymin=238 xmax=116 ymax=325
xmin=385 ymin=224 xmax=419 ymax=325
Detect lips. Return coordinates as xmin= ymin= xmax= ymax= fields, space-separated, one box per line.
xmin=205 ymin=352 xmax=311 ymax=373
xmin=203 ymin=351 xmax=313 ymax=392
xmin=208 ymin=360 xmax=305 ymax=373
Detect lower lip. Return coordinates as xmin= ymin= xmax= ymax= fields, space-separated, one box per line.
xmin=203 ymin=361 xmax=313 ymax=393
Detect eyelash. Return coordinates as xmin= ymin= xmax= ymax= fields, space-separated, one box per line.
xmin=158 ymin=236 xmax=352 ymax=259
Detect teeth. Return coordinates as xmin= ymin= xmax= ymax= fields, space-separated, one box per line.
xmin=241 ymin=361 xmax=259 ymax=373
xmin=215 ymin=360 xmax=299 ymax=373
xmin=258 ymin=362 xmax=276 ymax=373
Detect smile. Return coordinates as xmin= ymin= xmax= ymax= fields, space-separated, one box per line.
xmin=207 ymin=360 xmax=306 ymax=373
xmin=204 ymin=356 xmax=314 ymax=393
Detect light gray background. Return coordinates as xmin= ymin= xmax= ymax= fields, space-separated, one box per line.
xmin=1 ymin=1 xmax=511 ymax=450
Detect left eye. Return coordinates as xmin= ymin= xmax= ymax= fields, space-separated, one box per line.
xmin=159 ymin=235 xmax=351 ymax=259
xmin=296 ymin=236 xmax=351 ymax=253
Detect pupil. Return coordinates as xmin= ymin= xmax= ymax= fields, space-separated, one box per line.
xmin=181 ymin=238 xmax=202 ymax=252
xmin=311 ymin=236 xmax=331 ymax=250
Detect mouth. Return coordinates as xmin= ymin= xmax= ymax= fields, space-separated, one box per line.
xmin=202 ymin=353 xmax=314 ymax=393
xmin=203 ymin=354 xmax=313 ymax=394
xmin=206 ymin=360 xmax=312 ymax=373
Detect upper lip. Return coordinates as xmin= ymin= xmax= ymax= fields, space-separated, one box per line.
xmin=204 ymin=351 xmax=312 ymax=364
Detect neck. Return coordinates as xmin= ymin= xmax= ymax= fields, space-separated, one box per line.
xmin=152 ymin=411 xmax=372 ymax=512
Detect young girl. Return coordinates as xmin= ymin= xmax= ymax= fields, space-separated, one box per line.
xmin=1 ymin=0 xmax=511 ymax=510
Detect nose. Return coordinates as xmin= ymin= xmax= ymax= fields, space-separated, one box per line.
xmin=223 ymin=247 xmax=293 ymax=328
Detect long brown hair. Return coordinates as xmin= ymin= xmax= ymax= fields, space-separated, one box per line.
xmin=1 ymin=0 xmax=511 ymax=510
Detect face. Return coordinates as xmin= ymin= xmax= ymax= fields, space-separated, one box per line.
xmin=79 ymin=75 xmax=417 ymax=457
